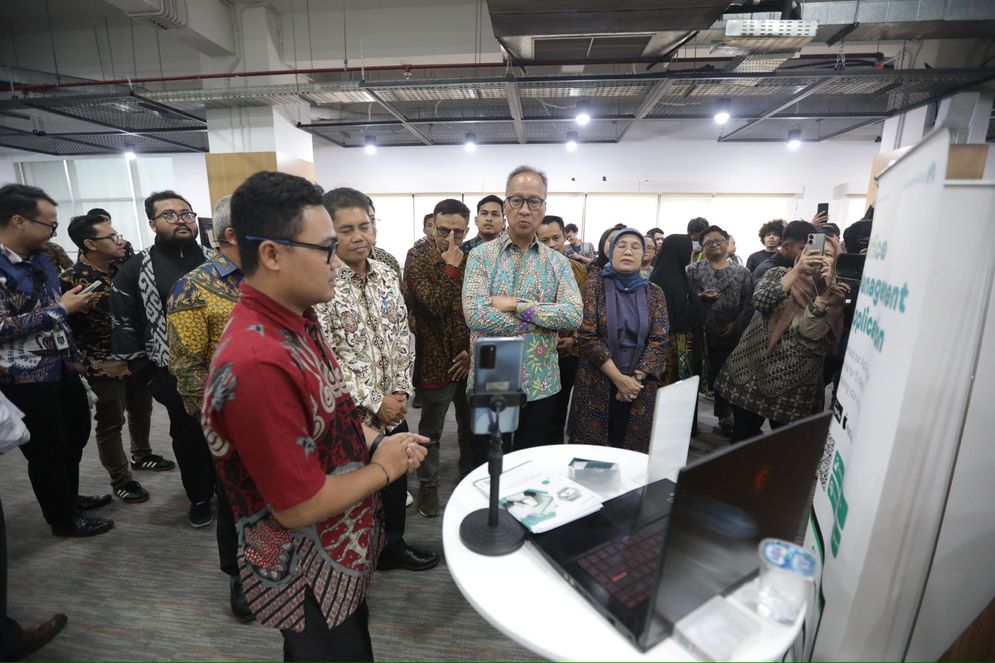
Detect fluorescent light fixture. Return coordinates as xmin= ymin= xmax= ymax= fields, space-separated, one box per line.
xmin=464 ymin=132 xmax=477 ymax=153
xmin=714 ymin=98 xmax=731 ymax=125
xmin=123 ymin=142 xmax=136 ymax=161
xmin=575 ymin=101 xmax=591 ymax=126
xmin=565 ymin=131 xmax=578 ymax=152
xmin=787 ymin=129 xmax=802 ymax=150
xmin=364 ymin=135 xmax=377 ymax=155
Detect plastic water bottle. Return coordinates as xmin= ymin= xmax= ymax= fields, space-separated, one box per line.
xmin=756 ymin=538 xmax=818 ymax=624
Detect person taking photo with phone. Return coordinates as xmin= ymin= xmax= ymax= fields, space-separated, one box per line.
xmin=62 ymin=214 xmax=166 ymax=506
xmin=715 ymin=235 xmax=849 ymax=442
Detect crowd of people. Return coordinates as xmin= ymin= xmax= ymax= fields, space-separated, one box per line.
xmin=0 ymin=167 xmax=873 ymax=660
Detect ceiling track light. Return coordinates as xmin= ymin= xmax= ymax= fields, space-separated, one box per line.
xmin=575 ymin=101 xmax=591 ymax=126
xmin=787 ymin=129 xmax=802 ymax=150
xmin=464 ymin=132 xmax=477 ymax=153
xmin=565 ymin=131 xmax=578 ymax=152
xmin=364 ymin=135 xmax=377 ymax=155
xmin=123 ymin=141 xmax=136 ymax=161
xmin=713 ymin=97 xmax=731 ymax=125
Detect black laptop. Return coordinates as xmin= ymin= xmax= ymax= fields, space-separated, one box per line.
xmin=531 ymin=412 xmax=831 ymax=652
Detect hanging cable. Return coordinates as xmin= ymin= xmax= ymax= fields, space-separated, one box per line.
xmin=43 ymin=0 xmax=61 ymax=85
xmin=306 ymin=0 xmax=315 ymax=70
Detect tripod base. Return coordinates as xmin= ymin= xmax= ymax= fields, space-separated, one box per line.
xmin=459 ymin=508 xmax=525 ymax=556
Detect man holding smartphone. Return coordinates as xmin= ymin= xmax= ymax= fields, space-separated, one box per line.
xmin=463 ymin=166 xmax=583 ymax=462
xmin=62 ymin=214 xmax=167 ymax=505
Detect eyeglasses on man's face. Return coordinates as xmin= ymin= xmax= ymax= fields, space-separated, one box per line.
xmin=154 ymin=210 xmax=198 ymax=224
xmin=435 ymin=226 xmax=466 ymax=238
xmin=504 ymin=196 xmax=546 ymax=211
xmin=22 ymin=215 xmax=59 ymax=234
xmin=701 ymin=238 xmax=727 ymax=248
xmin=243 ymin=235 xmax=339 ymax=265
xmin=92 ymin=233 xmax=125 ymax=244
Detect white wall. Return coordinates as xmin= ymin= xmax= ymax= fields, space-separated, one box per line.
xmin=315 ymin=133 xmax=878 ymax=256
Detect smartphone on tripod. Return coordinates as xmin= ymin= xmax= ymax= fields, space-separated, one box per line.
xmin=471 ymin=337 xmax=524 ymax=435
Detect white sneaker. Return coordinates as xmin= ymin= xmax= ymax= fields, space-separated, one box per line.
xmin=406 ymin=491 xmax=414 ymax=507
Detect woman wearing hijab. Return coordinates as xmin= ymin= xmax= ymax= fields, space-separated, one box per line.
xmin=649 ymin=234 xmax=699 ymax=386
xmin=569 ymin=229 xmax=669 ymax=452
xmin=589 ymin=224 xmax=625 ymax=273
xmin=715 ymin=236 xmax=849 ymax=442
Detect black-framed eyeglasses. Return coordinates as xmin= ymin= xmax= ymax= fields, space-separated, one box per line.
xmin=243 ymin=235 xmax=338 ymax=265
xmin=92 ymin=233 xmax=124 ymax=244
xmin=154 ymin=210 xmax=198 ymax=224
xmin=505 ymin=195 xmax=545 ymax=211
xmin=701 ymin=238 xmax=727 ymax=248
xmin=22 ymin=215 xmax=59 ymax=233
xmin=435 ymin=227 xmax=466 ymax=238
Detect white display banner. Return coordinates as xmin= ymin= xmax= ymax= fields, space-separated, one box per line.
xmin=801 ymin=128 xmax=995 ymax=660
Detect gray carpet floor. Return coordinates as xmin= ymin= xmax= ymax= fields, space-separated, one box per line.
xmin=1 ymin=394 xmax=730 ymax=662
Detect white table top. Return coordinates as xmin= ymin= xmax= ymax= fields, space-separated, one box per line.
xmin=442 ymin=444 xmax=804 ymax=662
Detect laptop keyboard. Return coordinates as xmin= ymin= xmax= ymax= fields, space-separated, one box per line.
xmin=576 ymin=518 xmax=668 ymax=609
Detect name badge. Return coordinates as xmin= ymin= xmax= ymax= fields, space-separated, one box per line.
xmin=52 ymin=330 xmax=70 ymax=351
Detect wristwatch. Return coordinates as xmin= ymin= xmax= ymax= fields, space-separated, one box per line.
xmin=370 ymin=433 xmax=385 ymax=455
xmin=808 ymin=302 xmax=827 ymax=318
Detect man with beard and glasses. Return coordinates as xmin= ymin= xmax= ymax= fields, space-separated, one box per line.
xmin=111 ymin=190 xmax=217 ymax=528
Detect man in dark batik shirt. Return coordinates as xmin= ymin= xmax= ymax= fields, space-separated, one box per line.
xmin=62 ymin=214 xmax=170 ymax=505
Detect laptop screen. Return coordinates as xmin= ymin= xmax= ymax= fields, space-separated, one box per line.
xmin=641 ymin=412 xmax=831 ymax=647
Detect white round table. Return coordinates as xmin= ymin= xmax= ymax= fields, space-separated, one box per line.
xmin=442 ymin=444 xmax=805 ymax=662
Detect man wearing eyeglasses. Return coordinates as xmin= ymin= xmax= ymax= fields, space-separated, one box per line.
xmin=203 ymin=171 xmax=428 ymax=659
xmin=404 ymin=198 xmax=474 ymax=517
xmin=62 ymin=214 xmax=168 ymax=507
xmin=316 ymin=187 xmax=439 ymax=573
xmin=0 ymin=184 xmax=114 ymax=539
xmin=111 ymin=190 xmax=217 ymax=528
xmin=463 ymin=166 xmax=583 ymax=462
xmin=164 ymin=196 xmax=249 ymax=620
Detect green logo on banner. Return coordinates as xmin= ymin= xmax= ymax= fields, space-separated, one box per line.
xmin=827 ymin=452 xmax=848 ymax=557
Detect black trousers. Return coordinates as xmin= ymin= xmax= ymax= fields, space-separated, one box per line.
xmin=215 ymin=477 xmax=239 ymax=577
xmin=0 ymin=497 xmax=23 ymax=660
xmin=471 ymin=394 xmax=557 ymax=468
xmin=1 ymin=375 xmax=91 ymax=526
xmin=281 ymin=591 xmax=373 ymax=662
xmin=381 ymin=421 xmax=408 ymax=551
xmin=707 ymin=343 xmax=735 ymax=420
xmin=146 ymin=368 xmax=213 ymax=504
xmin=550 ymin=356 xmax=578 ymax=445
xmin=731 ymin=404 xmax=786 ymax=443
xmin=607 ymin=387 xmax=633 ymax=449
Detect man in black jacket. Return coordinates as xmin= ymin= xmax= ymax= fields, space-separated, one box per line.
xmin=110 ymin=190 xmax=215 ymax=528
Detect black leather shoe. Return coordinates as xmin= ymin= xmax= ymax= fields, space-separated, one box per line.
xmin=76 ymin=493 xmax=112 ymax=510
xmin=51 ymin=515 xmax=114 ymax=537
xmin=229 ymin=576 xmax=255 ymax=621
xmin=377 ymin=543 xmax=440 ymax=572
xmin=10 ymin=613 xmax=67 ymax=660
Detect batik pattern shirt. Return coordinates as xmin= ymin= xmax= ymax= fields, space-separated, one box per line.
xmin=565 ymin=240 xmax=595 ymax=261
xmin=370 ymin=246 xmax=400 ymax=279
xmin=686 ymin=260 xmax=752 ymax=341
xmin=403 ymin=241 xmax=470 ymax=390
xmin=0 ymin=246 xmax=76 ymax=384
xmin=316 ymin=259 xmax=413 ymax=431
xmin=462 ymin=235 xmax=582 ymax=401
xmin=166 ymin=252 xmax=243 ymax=416
xmin=60 ymin=260 xmax=129 ymax=379
xmin=202 ymin=283 xmax=383 ymax=633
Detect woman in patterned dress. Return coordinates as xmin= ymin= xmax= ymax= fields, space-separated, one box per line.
xmin=715 ymin=236 xmax=849 ymax=442
xmin=568 ymin=229 xmax=669 ymax=452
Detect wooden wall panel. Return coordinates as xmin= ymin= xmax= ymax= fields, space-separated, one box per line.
xmin=206 ymin=152 xmax=277 ymax=209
